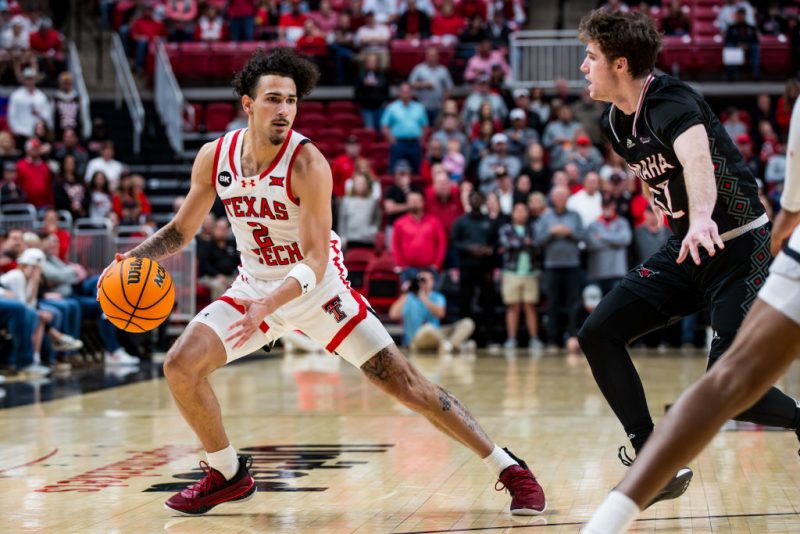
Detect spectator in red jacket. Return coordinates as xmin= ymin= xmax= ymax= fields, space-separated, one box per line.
xmin=279 ymin=0 xmax=308 ymax=44
xmin=392 ymin=189 xmax=447 ymax=281
xmin=29 ymin=17 xmax=62 ymax=54
xmin=129 ymin=3 xmax=166 ymax=72
xmin=228 ymin=0 xmax=257 ymax=41
xmin=331 ymin=134 xmax=360 ymax=198
xmin=112 ymin=173 xmax=152 ymax=224
xmin=295 ymin=19 xmax=327 ymax=70
xmin=424 ymin=165 xmax=463 ymax=238
xmin=16 ymin=138 xmax=52 ymax=208
xmin=431 ymin=0 xmax=465 ymax=40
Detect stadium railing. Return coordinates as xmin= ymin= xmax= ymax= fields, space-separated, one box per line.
xmin=110 ymin=33 xmax=145 ymax=154
xmin=0 ymin=203 xmax=37 ymax=233
xmin=509 ymin=30 xmax=585 ymax=89
xmin=154 ymin=40 xmax=188 ymax=158
xmin=67 ymin=41 xmax=92 ymax=140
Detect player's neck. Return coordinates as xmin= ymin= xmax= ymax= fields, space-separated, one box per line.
xmin=242 ymin=126 xmax=286 ymax=170
xmin=613 ymin=76 xmax=649 ymax=116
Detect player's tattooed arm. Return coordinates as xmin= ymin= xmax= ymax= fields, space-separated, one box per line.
xmin=126 ymin=224 xmax=185 ymax=260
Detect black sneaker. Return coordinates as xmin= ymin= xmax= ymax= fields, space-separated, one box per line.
xmin=618 ymin=446 xmax=693 ymax=508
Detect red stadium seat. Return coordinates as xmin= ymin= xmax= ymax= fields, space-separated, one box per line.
xmin=693 ymin=36 xmax=724 ymax=74
xmin=330 ymin=112 xmax=363 ymax=129
xmin=365 ymin=254 xmax=400 ymax=314
xmin=328 ymin=101 xmax=359 ymax=114
xmin=302 ymin=101 xmax=325 ymax=114
xmin=349 ymin=127 xmax=376 ymax=147
xmin=390 ymin=40 xmax=426 ymax=80
xmin=205 ymin=102 xmax=235 ymax=132
xmin=343 ymin=247 xmax=376 ymax=291
xmin=658 ymin=35 xmax=694 ymax=75
xmin=209 ymin=41 xmax=242 ymax=79
xmin=176 ymin=42 xmax=211 ymax=81
xmin=760 ymin=35 xmax=790 ymax=75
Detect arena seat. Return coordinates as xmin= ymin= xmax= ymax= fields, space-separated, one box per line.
xmin=205 ymin=102 xmax=235 ymax=132
xmin=365 ymin=254 xmax=400 ymax=314
xmin=343 ymin=247 xmax=375 ymax=292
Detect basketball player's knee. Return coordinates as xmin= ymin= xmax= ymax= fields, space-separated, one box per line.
xmin=577 ymin=314 xmax=603 ymax=354
xmin=164 ymin=345 xmax=207 ymax=384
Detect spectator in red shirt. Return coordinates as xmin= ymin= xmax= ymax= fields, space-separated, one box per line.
xmin=16 ymin=138 xmax=52 ymax=208
xmin=279 ymin=0 xmax=308 ymax=44
xmin=431 ymin=0 xmax=465 ymax=40
xmin=331 ymin=135 xmax=360 ymax=198
xmin=308 ymin=0 xmax=338 ymax=35
xmin=424 ymin=165 xmax=463 ymax=239
xmin=112 ymin=173 xmax=152 ymax=224
xmin=29 ymin=17 xmax=62 ymax=54
xmin=295 ymin=19 xmax=327 ymax=69
xmin=392 ymin=190 xmax=447 ymax=281
xmin=129 ymin=3 xmax=166 ymax=72
xmin=40 ymin=208 xmax=70 ymax=260
xmin=228 ymin=0 xmax=257 ymax=41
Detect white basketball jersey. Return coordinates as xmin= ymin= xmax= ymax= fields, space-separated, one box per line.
xmin=212 ymin=128 xmax=338 ymax=280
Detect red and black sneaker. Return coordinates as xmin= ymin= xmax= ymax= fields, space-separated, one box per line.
xmin=495 ymin=448 xmax=546 ymax=515
xmin=165 ymin=455 xmax=256 ymax=516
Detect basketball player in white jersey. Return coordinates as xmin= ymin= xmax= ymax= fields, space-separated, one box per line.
xmin=100 ymin=48 xmax=545 ymax=516
xmin=582 ymin=98 xmax=800 ymax=533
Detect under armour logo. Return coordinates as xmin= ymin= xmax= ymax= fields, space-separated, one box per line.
xmin=626 ymin=138 xmax=635 ymax=148
xmin=242 ymin=179 xmax=256 ymax=188
xmin=269 ymin=176 xmax=284 ymax=187
xmin=202 ymin=312 xmax=210 ymax=317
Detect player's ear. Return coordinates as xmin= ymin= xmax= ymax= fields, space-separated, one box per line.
xmin=241 ymin=95 xmax=253 ymax=115
xmin=614 ymin=56 xmax=628 ymax=75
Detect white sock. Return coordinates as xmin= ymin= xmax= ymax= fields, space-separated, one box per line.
xmin=206 ymin=444 xmax=239 ymax=481
xmin=482 ymin=444 xmax=518 ymax=477
xmin=32 ymin=352 xmax=41 ymax=365
xmin=581 ymin=490 xmax=640 ymax=534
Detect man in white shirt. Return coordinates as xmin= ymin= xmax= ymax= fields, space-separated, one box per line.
xmin=7 ymin=67 xmax=51 ymax=140
xmin=566 ymin=171 xmax=603 ymax=227
xmin=84 ymin=140 xmax=126 ymax=190
xmin=361 ymin=0 xmax=397 ymax=24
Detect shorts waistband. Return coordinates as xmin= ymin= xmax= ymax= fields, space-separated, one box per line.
xmin=719 ymin=213 xmax=769 ymax=242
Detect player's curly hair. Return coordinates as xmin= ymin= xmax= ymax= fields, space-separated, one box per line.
xmin=578 ymin=10 xmax=661 ymax=79
xmin=232 ymin=47 xmax=320 ymax=99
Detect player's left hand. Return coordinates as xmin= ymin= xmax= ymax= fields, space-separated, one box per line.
xmin=225 ymin=296 xmax=275 ymax=349
xmin=677 ymin=218 xmax=725 ymax=265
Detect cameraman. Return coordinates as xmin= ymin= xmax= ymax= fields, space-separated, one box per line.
xmin=388 ymin=269 xmax=474 ymax=353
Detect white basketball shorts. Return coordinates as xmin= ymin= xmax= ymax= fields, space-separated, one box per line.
xmin=191 ymin=248 xmax=394 ymax=368
xmin=758 ymin=227 xmax=800 ymax=326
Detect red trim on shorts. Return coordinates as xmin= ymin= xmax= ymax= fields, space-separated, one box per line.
xmin=284 ymin=138 xmax=306 ymax=205
xmin=260 ymin=129 xmax=293 ymax=179
xmin=330 ymin=239 xmax=350 ymax=288
xmin=218 ymin=295 xmax=269 ymax=333
xmin=326 ymin=289 xmax=368 ymax=353
xmin=210 ymin=136 xmax=225 ymax=187
xmin=228 ymin=129 xmax=243 ymax=179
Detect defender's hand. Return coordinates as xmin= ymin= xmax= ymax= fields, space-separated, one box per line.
xmin=677 ymin=218 xmax=724 ymax=265
xmin=225 ymin=297 xmax=275 ymax=349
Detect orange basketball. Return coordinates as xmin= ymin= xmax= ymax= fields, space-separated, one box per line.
xmin=98 ymin=257 xmax=175 ymax=333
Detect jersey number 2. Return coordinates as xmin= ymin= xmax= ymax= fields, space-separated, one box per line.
xmin=248 ymin=222 xmax=274 ymax=248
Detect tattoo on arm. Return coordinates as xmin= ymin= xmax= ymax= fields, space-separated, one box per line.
xmin=127 ymin=225 xmax=185 ymax=260
xmin=439 ymin=390 xmax=452 ymax=411
xmin=360 ymin=346 xmax=395 ymax=382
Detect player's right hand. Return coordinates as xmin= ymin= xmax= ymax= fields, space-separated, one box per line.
xmin=96 ymin=253 xmax=128 ymax=296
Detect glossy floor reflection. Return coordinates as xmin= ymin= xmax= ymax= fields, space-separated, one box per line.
xmin=2 ymin=348 xmax=800 ymax=533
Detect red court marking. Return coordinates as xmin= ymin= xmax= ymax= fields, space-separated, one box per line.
xmin=0 ymin=447 xmax=58 ymax=474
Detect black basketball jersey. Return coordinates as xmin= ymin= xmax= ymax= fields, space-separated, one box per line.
xmin=600 ymin=74 xmax=765 ymax=239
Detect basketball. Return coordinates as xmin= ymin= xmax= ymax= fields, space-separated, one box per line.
xmin=98 ymin=257 xmax=175 ymax=333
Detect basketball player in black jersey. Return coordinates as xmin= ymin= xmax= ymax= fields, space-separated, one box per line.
xmin=576 ymin=10 xmax=800 ymax=506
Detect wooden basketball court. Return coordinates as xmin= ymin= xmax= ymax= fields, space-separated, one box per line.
xmin=2 ymin=348 xmax=800 ymax=533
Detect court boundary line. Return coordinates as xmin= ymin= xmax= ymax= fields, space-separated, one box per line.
xmin=0 ymin=447 xmax=58 ymax=475
xmin=394 ymin=510 xmax=800 ymax=533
